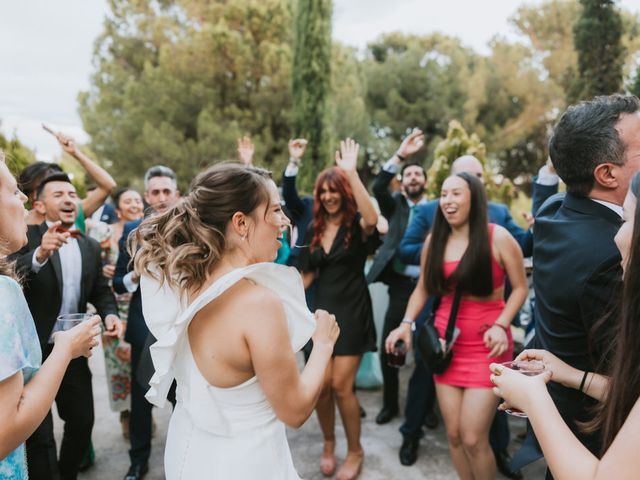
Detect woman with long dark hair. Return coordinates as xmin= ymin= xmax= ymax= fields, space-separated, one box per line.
xmin=298 ymin=139 xmax=378 ymax=480
xmin=490 ymin=171 xmax=640 ymax=479
xmin=386 ymin=172 xmax=528 ymax=479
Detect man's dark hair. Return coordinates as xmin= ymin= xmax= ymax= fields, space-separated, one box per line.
xmin=36 ymin=172 xmax=73 ymax=200
xmin=18 ymin=161 xmax=64 ymax=199
xmin=549 ymin=94 xmax=640 ymax=197
xmin=400 ymin=161 xmax=426 ymax=178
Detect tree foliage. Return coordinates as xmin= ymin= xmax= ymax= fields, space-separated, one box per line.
xmin=428 ymin=121 xmax=515 ymax=206
xmin=76 ymin=0 xmax=640 ymax=192
xmin=79 ymin=0 xmax=294 ymax=191
xmin=292 ymin=0 xmax=333 ymax=190
xmin=570 ymin=0 xmax=625 ymax=102
xmin=0 ymin=128 xmax=36 ymax=176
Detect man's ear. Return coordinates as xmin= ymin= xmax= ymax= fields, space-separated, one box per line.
xmin=593 ymin=162 xmax=619 ymax=190
xmin=32 ymin=199 xmax=46 ymax=215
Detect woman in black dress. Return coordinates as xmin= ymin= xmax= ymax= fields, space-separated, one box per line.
xmin=299 ymin=139 xmax=378 ymax=480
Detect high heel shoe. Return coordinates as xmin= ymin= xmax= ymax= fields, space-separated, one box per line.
xmin=336 ymin=450 xmax=363 ymax=480
xmin=320 ymin=440 xmax=336 ymax=476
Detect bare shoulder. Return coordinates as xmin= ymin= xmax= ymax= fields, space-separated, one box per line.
xmin=492 ymin=224 xmax=517 ymax=249
xmin=229 ymin=279 xmax=286 ymax=327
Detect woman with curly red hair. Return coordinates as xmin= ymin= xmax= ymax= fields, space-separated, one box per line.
xmin=299 ymin=139 xmax=379 ymax=480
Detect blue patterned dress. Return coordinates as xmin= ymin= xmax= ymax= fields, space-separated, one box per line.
xmin=0 ymin=275 xmax=42 ymax=479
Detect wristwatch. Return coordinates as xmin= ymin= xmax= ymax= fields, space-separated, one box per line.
xmin=401 ymin=318 xmax=416 ymax=332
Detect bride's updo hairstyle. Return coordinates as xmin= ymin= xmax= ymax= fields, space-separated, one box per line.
xmin=133 ymin=163 xmax=273 ymax=295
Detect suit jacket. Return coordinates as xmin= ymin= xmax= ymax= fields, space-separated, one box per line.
xmin=281 ymin=172 xmax=314 ymax=268
xmin=533 ymin=192 xmax=622 ymax=453
xmin=12 ymin=222 xmax=118 ymax=347
xmin=397 ymin=200 xmax=534 ymax=266
xmin=366 ymin=170 xmax=411 ymax=284
xmin=113 ymin=219 xmax=147 ymax=348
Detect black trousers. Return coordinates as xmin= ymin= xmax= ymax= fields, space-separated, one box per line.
xmin=129 ymin=342 xmax=154 ymax=468
xmin=27 ymin=353 xmax=94 ymax=480
xmin=129 ymin=336 xmax=176 ymax=468
xmin=379 ymin=274 xmax=416 ymax=411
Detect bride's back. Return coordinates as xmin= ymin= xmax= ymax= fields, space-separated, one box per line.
xmin=188 ymin=277 xmax=277 ymax=389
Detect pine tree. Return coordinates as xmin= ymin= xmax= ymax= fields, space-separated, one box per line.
xmin=570 ymin=0 xmax=624 ymax=102
xmin=292 ymin=0 xmax=333 ymax=191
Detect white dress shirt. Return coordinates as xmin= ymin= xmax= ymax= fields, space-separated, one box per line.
xmin=32 ymin=222 xmax=83 ymax=341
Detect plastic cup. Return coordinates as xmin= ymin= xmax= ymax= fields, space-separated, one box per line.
xmin=499 ymin=360 xmax=546 ymax=418
xmin=49 ymin=313 xmax=94 ymax=342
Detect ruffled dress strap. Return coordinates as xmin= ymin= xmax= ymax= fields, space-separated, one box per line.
xmin=141 ymin=262 xmax=315 ymax=408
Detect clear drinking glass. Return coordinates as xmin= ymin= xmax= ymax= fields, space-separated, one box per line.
xmin=49 ymin=313 xmax=94 ymax=342
xmin=499 ymin=360 xmax=546 ymax=418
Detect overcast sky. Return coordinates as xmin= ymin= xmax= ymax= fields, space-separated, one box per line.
xmin=2 ymin=0 xmax=640 ymax=160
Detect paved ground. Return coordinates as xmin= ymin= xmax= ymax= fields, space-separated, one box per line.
xmin=54 ymin=344 xmax=547 ymax=479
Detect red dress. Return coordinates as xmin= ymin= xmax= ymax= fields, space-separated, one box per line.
xmin=433 ymin=224 xmax=513 ymax=389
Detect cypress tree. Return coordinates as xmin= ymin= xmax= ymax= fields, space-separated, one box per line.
xmin=292 ymin=0 xmax=333 ymax=191
xmin=570 ymin=0 xmax=624 ymax=102
xmin=630 ymin=67 xmax=640 ymax=98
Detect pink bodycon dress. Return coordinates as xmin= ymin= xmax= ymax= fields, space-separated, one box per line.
xmin=433 ymin=224 xmax=513 ymax=389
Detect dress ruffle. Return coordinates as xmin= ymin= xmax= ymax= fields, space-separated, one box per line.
xmin=141 ymin=262 xmax=315 ymax=408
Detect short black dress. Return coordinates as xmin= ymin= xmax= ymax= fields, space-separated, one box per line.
xmin=299 ymin=215 xmax=379 ymax=356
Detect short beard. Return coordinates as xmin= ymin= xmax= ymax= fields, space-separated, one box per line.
xmin=405 ymin=187 xmax=424 ymax=201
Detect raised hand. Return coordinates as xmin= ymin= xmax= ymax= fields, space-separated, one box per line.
xmin=237 ymin=136 xmax=255 ymax=166
xmin=397 ymin=129 xmax=425 ymax=158
xmin=546 ymin=156 xmax=556 ymax=175
xmin=36 ymin=221 xmax=70 ymax=263
xmin=43 ymin=125 xmax=79 ymax=157
xmin=335 ymin=138 xmax=359 ymax=174
xmin=288 ymin=138 xmax=308 ymax=163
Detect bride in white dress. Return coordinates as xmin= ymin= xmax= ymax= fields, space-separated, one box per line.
xmin=131 ymin=163 xmax=339 ymax=479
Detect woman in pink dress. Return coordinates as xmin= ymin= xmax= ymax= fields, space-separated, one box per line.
xmin=387 ymin=172 xmax=528 ymax=479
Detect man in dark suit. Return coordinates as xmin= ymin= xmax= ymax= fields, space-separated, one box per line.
xmin=114 ymin=165 xmax=180 ymax=480
xmin=391 ymin=155 xmax=556 ymax=477
xmin=366 ymin=129 xmax=427 ymax=429
xmin=13 ymin=172 xmax=123 ymax=480
xmin=281 ymin=138 xmax=315 ymax=269
xmin=531 ymin=94 xmax=640 ymax=476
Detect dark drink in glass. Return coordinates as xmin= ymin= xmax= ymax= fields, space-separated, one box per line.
xmin=499 ymin=360 xmax=546 ymax=418
xmin=388 ymin=340 xmax=407 ymax=368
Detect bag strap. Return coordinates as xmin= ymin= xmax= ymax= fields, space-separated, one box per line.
xmin=427 ymin=296 xmax=442 ymax=326
xmin=443 ymin=288 xmax=462 ymax=345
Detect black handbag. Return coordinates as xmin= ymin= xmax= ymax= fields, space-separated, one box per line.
xmin=416 ymin=289 xmax=462 ymax=374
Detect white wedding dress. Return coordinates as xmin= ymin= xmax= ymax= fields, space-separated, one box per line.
xmin=140 ymin=262 xmax=315 ymax=480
